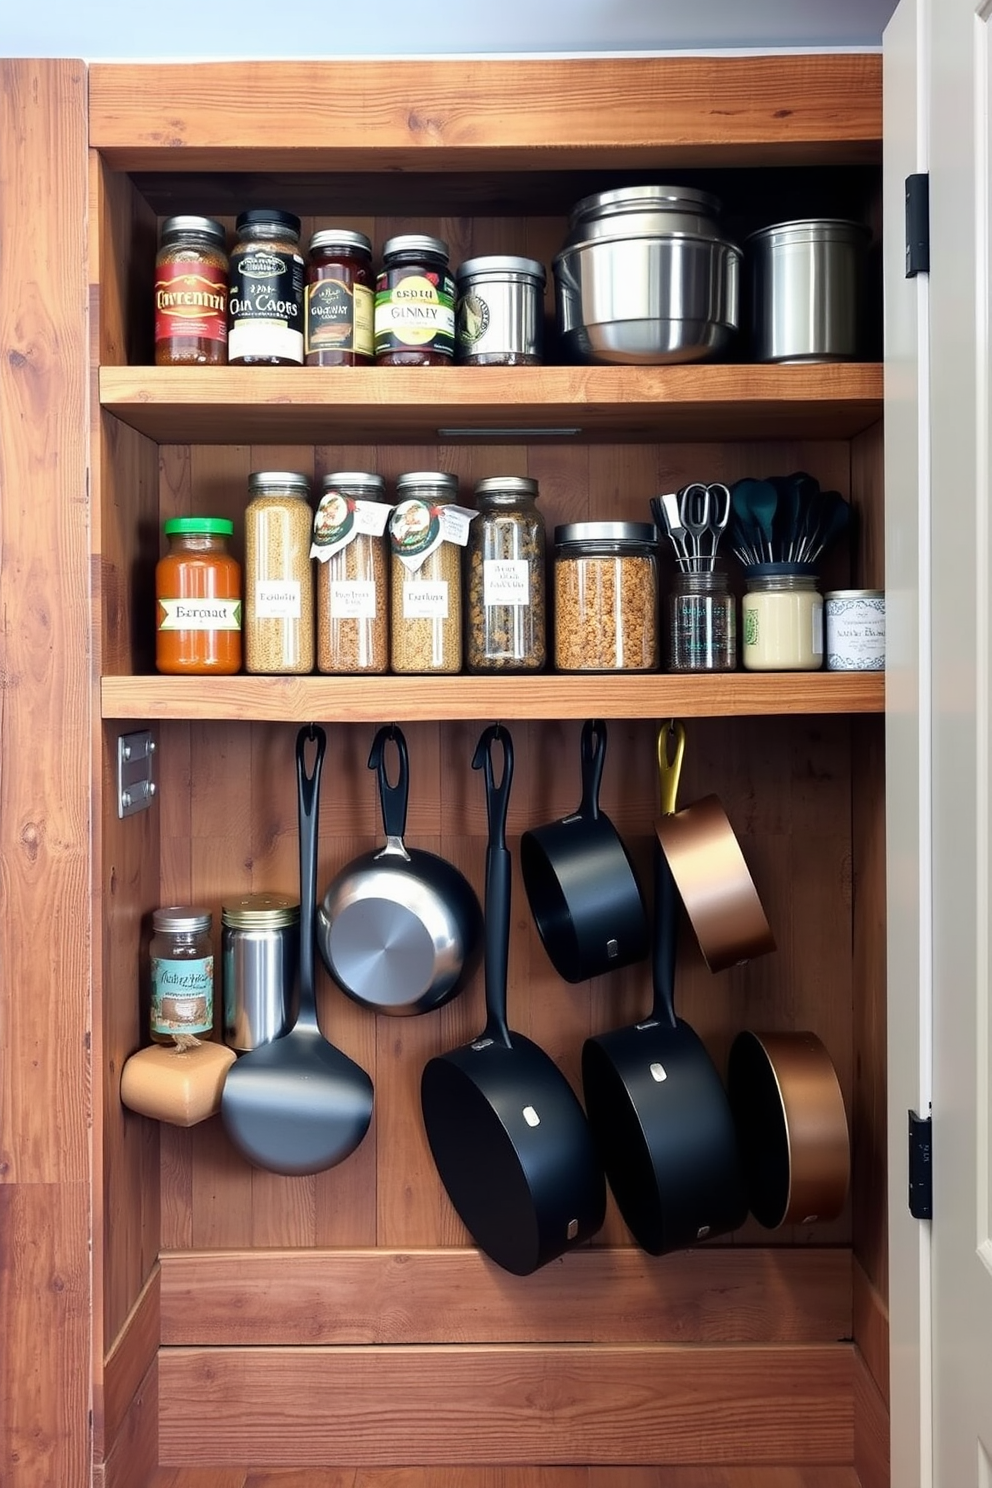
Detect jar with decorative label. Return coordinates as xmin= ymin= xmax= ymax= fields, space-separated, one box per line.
xmin=305 ymin=229 xmax=375 ymax=366
xmin=375 ymin=235 xmax=456 ymax=366
xmin=154 ymin=215 xmax=229 ymax=366
xmin=155 ymin=517 xmax=242 ymax=675
xmin=150 ymin=906 xmax=214 ymax=1043
xmin=313 ymin=471 xmax=390 ymax=674
xmin=244 ymin=471 xmax=315 ymax=674
xmin=389 ymin=472 xmax=474 ymax=673
xmin=668 ymin=568 xmax=737 ymax=671
xmin=741 ymin=564 xmax=823 ymax=671
xmin=228 ymin=209 xmax=305 ymax=365
xmin=455 ymin=256 xmax=546 ymax=365
xmin=466 ymin=476 xmax=546 ymax=671
xmin=554 ymin=522 xmax=659 ymax=672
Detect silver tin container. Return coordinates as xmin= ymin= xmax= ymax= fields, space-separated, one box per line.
xmin=455 ymin=255 xmax=546 ymax=365
xmin=222 ymin=892 xmax=300 ymax=1051
xmin=747 ymin=218 xmax=870 ymax=363
xmin=825 ymin=589 xmax=885 ymax=671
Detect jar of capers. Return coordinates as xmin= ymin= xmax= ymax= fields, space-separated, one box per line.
xmin=466 ymin=476 xmax=546 ymax=672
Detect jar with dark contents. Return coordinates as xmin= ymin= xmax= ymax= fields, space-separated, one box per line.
xmin=374 ymin=235 xmax=456 ymax=366
xmin=305 ymin=229 xmax=375 ymax=366
xmin=466 ymin=476 xmax=546 ymax=672
xmin=154 ymin=216 xmax=229 ymax=366
xmin=228 ymin=209 xmax=305 ymax=366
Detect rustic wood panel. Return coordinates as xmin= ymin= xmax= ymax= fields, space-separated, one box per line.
xmin=853 ymin=1258 xmax=889 ymax=1408
xmin=101 ymin=1266 xmax=160 ymax=1463
xmin=147 ymin=1469 xmax=862 ymax=1488
xmin=853 ymin=1349 xmax=889 ymax=1488
xmin=98 ymin=1357 xmax=158 ymax=1488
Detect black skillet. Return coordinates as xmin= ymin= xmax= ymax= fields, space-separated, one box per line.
xmin=420 ymin=723 xmax=607 ymax=1276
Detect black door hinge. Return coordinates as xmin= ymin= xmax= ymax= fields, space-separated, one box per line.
xmin=906 ymin=173 xmax=930 ymax=277
xmin=908 ymin=1109 xmax=933 ymax=1219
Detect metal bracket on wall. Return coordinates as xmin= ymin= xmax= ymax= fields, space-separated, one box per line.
xmin=908 ymin=1108 xmax=933 ymax=1219
xmin=117 ymin=730 xmax=157 ymax=818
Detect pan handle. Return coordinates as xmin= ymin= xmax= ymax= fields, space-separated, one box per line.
xmin=649 ymin=839 xmax=680 ymax=1031
xmin=368 ymin=724 xmax=409 ymax=847
xmin=577 ymin=718 xmax=607 ymax=821
xmin=296 ymin=723 xmax=327 ymax=1034
xmin=656 ymin=719 xmax=685 ymax=815
xmin=472 ymin=724 xmax=514 ymax=1050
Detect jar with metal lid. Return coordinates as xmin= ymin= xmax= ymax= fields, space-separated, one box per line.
xmin=244 ymin=471 xmax=315 ymax=674
xmin=375 ymin=235 xmax=456 ymax=366
xmin=824 ymin=588 xmax=885 ymax=671
xmin=466 ymin=476 xmax=546 ymax=672
xmin=668 ymin=568 xmax=736 ymax=672
xmin=741 ymin=564 xmax=823 ymax=671
xmin=222 ymin=893 xmax=300 ymax=1052
xmin=389 ymin=471 xmax=474 ymax=673
xmin=455 ymin=256 xmax=546 ymax=366
xmin=155 ymin=517 xmax=242 ymax=676
xmin=313 ymin=471 xmax=390 ymax=674
xmin=154 ymin=215 xmax=229 ymax=366
xmin=150 ymin=906 xmax=214 ymax=1043
xmin=554 ymin=522 xmax=659 ymax=672
xmin=305 ymin=229 xmax=374 ymax=366
xmin=228 ymin=209 xmax=305 ymax=366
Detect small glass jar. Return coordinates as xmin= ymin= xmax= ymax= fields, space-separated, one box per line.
xmin=466 ymin=476 xmax=546 ymax=672
xmin=154 ymin=215 xmax=229 ymax=367
xmin=741 ymin=564 xmax=823 ymax=671
xmin=228 ymin=209 xmax=305 ymax=366
xmin=389 ymin=471 xmax=466 ymax=673
xmin=222 ymin=893 xmax=300 ymax=1052
xmin=314 ymin=471 xmax=390 ymax=674
xmin=305 ymin=229 xmax=375 ymax=366
xmin=244 ymin=471 xmax=315 ymax=674
xmin=150 ymin=906 xmax=214 ymax=1043
xmin=374 ymin=235 xmax=456 ymax=366
xmin=455 ymin=255 xmax=546 ymax=366
xmin=155 ymin=517 xmax=242 ymax=675
xmin=668 ymin=569 xmax=737 ymax=672
xmin=554 ymin=522 xmax=659 ymax=672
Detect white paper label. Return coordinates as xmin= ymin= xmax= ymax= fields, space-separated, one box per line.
xmin=158 ymin=598 xmax=242 ymax=631
xmin=255 ymin=580 xmax=301 ymax=619
xmin=403 ymin=581 xmax=448 ymax=619
xmin=330 ymin=580 xmax=377 ymax=618
xmin=483 ymin=558 xmax=530 ymax=607
xmin=311 ymin=496 xmax=392 ymax=562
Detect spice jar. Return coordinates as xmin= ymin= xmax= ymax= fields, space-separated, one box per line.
xmin=244 ymin=471 xmax=315 ymax=674
xmin=741 ymin=564 xmax=823 ymax=671
xmin=554 ymin=522 xmax=659 ymax=672
xmin=313 ymin=471 xmax=390 ymax=674
xmin=668 ymin=569 xmax=737 ymax=672
xmin=154 ymin=215 xmax=229 ymax=366
xmin=389 ymin=472 xmax=474 ymax=673
xmin=155 ymin=517 xmax=242 ymax=675
xmin=466 ymin=476 xmax=546 ymax=672
xmin=228 ymin=209 xmax=305 ymax=365
xmin=825 ymin=589 xmax=885 ymax=671
xmin=375 ymin=235 xmax=456 ymax=366
xmin=305 ymin=229 xmax=375 ymax=366
xmin=150 ymin=906 xmax=214 ymax=1043
xmin=455 ymin=256 xmax=546 ymax=366
xmin=222 ymin=893 xmax=300 ymax=1052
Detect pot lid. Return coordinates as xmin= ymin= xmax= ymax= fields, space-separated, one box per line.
xmin=568 ymin=184 xmax=723 ymax=229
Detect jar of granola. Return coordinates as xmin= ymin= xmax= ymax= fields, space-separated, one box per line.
xmin=466 ymin=476 xmax=546 ymax=672
xmin=389 ymin=472 xmax=475 ymax=673
xmin=244 ymin=471 xmax=315 ymax=674
xmin=553 ymin=522 xmax=659 ymax=672
xmin=313 ymin=471 xmax=390 ymax=674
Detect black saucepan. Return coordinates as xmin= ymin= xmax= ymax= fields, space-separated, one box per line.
xmin=420 ymin=724 xmax=607 ymax=1277
xmin=520 ymin=718 xmax=649 ymax=983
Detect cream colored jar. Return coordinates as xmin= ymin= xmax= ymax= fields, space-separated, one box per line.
xmin=741 ymin=567 xmax=823 ymax=671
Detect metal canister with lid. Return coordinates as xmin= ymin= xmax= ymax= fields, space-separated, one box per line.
xmin=222 ymin=893 xmax=300 ymax=1051
xmin=455 ymin=256 xmax=546 ymax=365
xmin=374 ymin=235 xmax=456 ymax=365
xmin=554 ymin=521 xmax=659 ymax=672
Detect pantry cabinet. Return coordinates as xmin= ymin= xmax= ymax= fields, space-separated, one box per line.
xmin=0 ymin=51 xmax=893 ymax=1488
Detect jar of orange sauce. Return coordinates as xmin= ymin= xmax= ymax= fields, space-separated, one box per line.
xmin=156 ymin=517 xmax=242 ymax=674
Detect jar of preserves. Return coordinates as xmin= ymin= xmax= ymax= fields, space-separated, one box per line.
xmin=313 ymin=471 xmax=390 ymax=674
xmin=741 ymin=564 xmax=823 ymax=671
xmin=389 ymin=472 xmax=474 ymax=673
xmin=554 ymin=522 xmax=659 ymax=672
xmin=455 ymin=256 xmax=546 ymax=366
xmin=375 ymin=235 xmax=456 ymax=366
xmin=150 ymin=906 xmax=214 ymax=1043
xmin=305 ymin=229 xmax=375 ymax=366
xmin=244 ymin=471 xmax=315 ymax=674
xmin=228 ymin=209 xmax=305 ymax=366
xmin=222 ymin=893 xmax=300 ymax=1052
xmin=667 ymin=568 xmax=737 ymax=672
xmin=155 ymin=517 xmax=242 ymax=675
xmin=466 ymin=476 xmax=546 ymax=672
xmin=154 ymin=215 xmax=229 ymax=366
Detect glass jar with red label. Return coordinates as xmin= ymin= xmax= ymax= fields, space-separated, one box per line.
xmin=305 ymin=229 xmax=374 ymax=366
xmin=154 ymin=216 xmax=229 ymax=366
xmin=374 ymin=235 xmax=456 ymax=366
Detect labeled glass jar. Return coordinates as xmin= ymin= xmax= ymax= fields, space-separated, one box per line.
xmin=155 ymin=517 xmax=242 ymax=675
xmin=150 ymin=906 xmax=214 ymax=1043
xmin=375 ymin=235 xmax=456 ymax=366
xmin=154 ymin=215 xmax=229 ymax=366
xmin=455 ymin=256 xmax=546 ymax=366
xmin=668 ymin=568 xmax=737 ymax=672
xmin=824 ymin=589 xmax=885 ymax=671
xmin=741 ymin=564 xmax=823 ymax=671
xmin=313 ymin=471 xmax=390 ymax=674
xmin=222 ymin=893 xmax=300 ymax=1052
xmin=305 ymin=229 xmax=375 ymax=366
xmin=466 ymin=476 xmax=546 ymax=672
xmin=390 ymin=472 xmax=473 ymax=673
xmin=554 ymin=522 xmax=659 ymax=672
xmin=228 ymin=209 xmax=305 ymax=366
xmin=244 ymin=472 xmax=315 ymax=674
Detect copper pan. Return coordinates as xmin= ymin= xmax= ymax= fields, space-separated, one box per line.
xmin=654 ymin=721 xmax=775 ymax=972
xmin=727 ymin=1029 xmax=850 ymax=1229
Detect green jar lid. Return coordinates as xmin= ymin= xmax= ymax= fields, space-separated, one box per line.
xmin=163 ymin=517 xmax=234 ymax=536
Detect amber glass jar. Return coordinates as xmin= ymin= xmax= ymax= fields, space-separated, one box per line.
xmin=374 ymin=235 xmax=455 ymax=365
xmin=314 ymin=471 xmax=390 ymax=674
xmin=154 ymin=216 xmax=229 ymax=366
xmin=244 ymin=472 xmax=315 ymax=674
xmin=305 ymin=229 xmax=374 ymax=366
xmin=228 ymin=209 xmax=305 ymax=366
xmin=155 ymin=517 xmax=242 ymax=675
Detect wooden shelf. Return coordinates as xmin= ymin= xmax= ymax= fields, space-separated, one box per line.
xmin=101 ymin=671 xmax=883 ymax=723
xmin=99 ymin=363 xmax=883 ymax=446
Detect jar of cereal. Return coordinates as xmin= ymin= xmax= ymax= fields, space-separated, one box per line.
xmin=389 ymin=472 xmax=475 ymax=674
xmin=244 ymin=471 xmax=315 ymax=674
xmin=553 ymin=522 xmax=659 ymax=672
xmin=313 ymin=471 xmax=390 ymax=674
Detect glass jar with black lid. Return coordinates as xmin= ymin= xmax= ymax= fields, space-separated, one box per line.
xmin=374 ymin=234 xmax=456 ymax=366
xmin=228 ymin=209 xmax=305 ymax=366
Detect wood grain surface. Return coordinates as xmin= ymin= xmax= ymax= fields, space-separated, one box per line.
xmin=147 ymin=1469 xmax=862 ymax=1488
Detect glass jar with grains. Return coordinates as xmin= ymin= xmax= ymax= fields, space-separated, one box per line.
xmin=374 ymin=236 xmax=456 ymax=366
xmin=389 ymin=472 xmax=475 ymax=673
xmin=554 ymin=522 xmax=659 ymax=672
xmin=154 ymin=215 xmax=229 ymax=366
xmin=466 ymin=476 xmax=546 ymax=672
xmin=312 ymin=471 xmax=390 ymax=674
xmin=228 ymin=209 xmax=305 ymax=366
xmin=244 ymin=471 xmax=315 ymax=674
